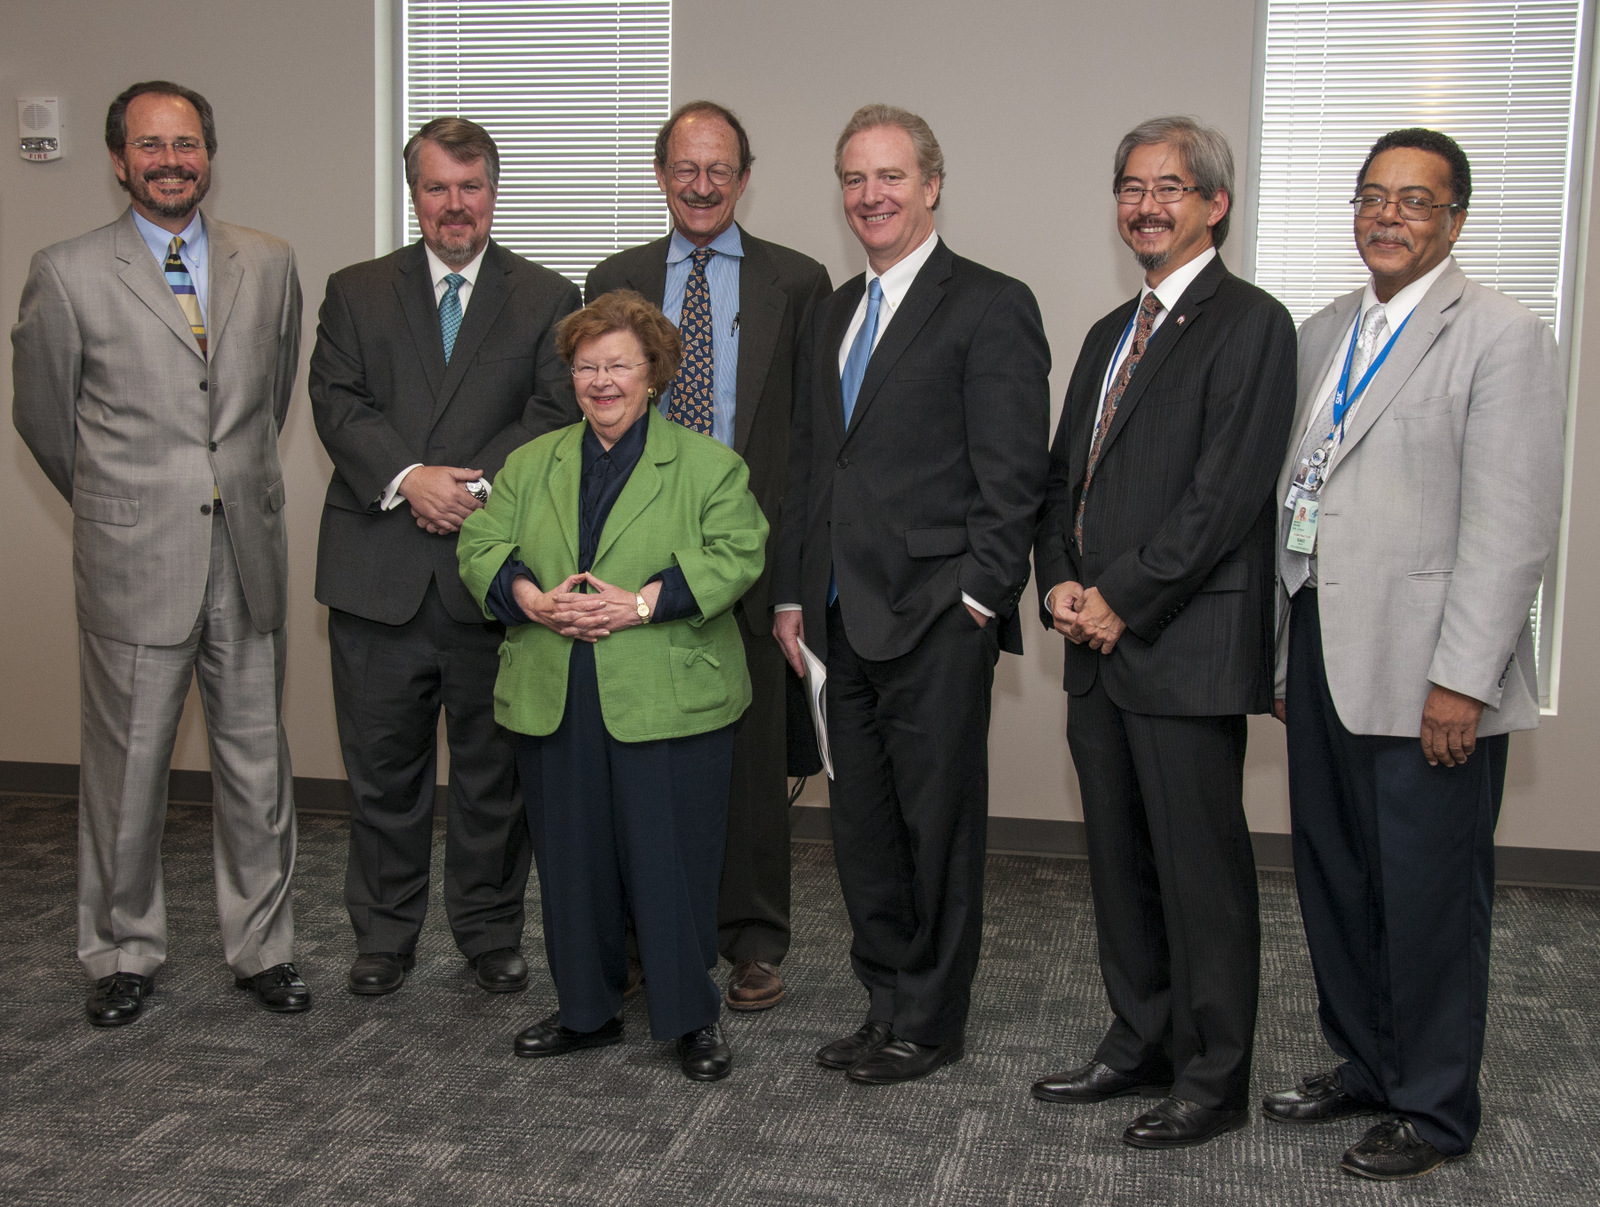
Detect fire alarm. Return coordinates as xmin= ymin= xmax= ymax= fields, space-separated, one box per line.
xmin=19 ymin=97 xmax=61 ymax=162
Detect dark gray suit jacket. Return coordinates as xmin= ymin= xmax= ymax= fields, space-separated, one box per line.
xmin=309 ymin=239 xmax=580 ymax=625
xmin=584 ymin=225 xmax=830 ymax=633
xmin=1035 ymin=254 xmax=1297 ymax=716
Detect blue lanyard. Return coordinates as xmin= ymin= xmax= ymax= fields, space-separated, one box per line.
xmin=1100 ymin=306 xmax=1141 ymax=399
xmin=1329 ymin=308 xmax=1411 ymax=436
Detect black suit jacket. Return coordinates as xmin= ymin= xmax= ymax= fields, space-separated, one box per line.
xmin=774 ymin=240 xmax=1051 ymax=662
xmin=309 ymin=239 xmax=581 ymax=625
xmin=583 ymin=225 xmax=831 ymax=633
xmin=1034 ymin=254 xmax=1296 ymax=715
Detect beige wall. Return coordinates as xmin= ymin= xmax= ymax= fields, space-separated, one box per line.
xmin=2 ymin=0 xmax=1594 ymax=850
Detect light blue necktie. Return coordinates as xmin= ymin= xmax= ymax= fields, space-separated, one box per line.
xmin=439 ymin=273 xmax=466 ymax=363
xmin=830 ymin=278 xmax=884 ymax=604
xmin=840 ymin=278 xmax=882 ymax=428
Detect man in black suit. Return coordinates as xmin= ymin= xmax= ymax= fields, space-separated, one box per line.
xmin=585 ymin=101 xmax=831 ymax=1013
xmin=774 ymin=104 xmax=1050 ymax=1085
xmin=309 ymin=117 xmax=581 ymax=997
xmin=1030 ymin=116 xmax=1296 ymax=1147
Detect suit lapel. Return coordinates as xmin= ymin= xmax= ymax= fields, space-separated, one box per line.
xmin=633 ymin=237 xmax=671 ymax=307
xmin=204 ymin=218 xmax=243 ymax=356
xmin=732 ymin=233 xmax=784 ymax=455
xmin=1277 ymin=289 xmax=1361 ymax=500
xmin=396 ymin=242 xmax=446 ymax=401
xmin=430 ymin=241 xmax=513 ymax=429
xmin=114 ymin=210 xmax=205 ymax=361
xmin=1069 ymin=301 xmax=1139 ymax=486
xmin=594 ymin=410 xmax=670 ymax=564
xmin=1329 ymin=262 xmax=1465 ymax=473
xmin=547 ymin=426 xmax=583 ymax=566
xmin=821 ymin=277 xmax=864 ymax=446
xmin=843 ymin=243 xmax=952 ymax=443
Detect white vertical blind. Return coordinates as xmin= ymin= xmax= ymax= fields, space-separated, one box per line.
xmin=404 ymin=0 xmax=671 ymax=289
xmin=1254 ymin=0 xmax=1587 ymax=701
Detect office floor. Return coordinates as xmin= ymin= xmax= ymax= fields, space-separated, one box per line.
xmin=1 ymin=793 xmax=1597 ymax=1206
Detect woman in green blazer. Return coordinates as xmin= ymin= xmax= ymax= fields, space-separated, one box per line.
xmin=458 ymin=290 xmax=766 ymax=1082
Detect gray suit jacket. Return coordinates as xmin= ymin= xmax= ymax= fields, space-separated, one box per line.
xmin=12 ymin=208 xmax=302 ymax=646
xmin=1275 ymin=258 xmax=1565 ymax=737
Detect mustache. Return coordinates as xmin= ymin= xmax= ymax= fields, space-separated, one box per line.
xmin=677 ymin=189 xmax=723 ymax=207
xmin=436 ymin=211 xmax=477 ymax=229
xmin=143 ymin=166 xmax=198 ymax=183
xmin=1365 ymin=229 xmax=1414 ymax=250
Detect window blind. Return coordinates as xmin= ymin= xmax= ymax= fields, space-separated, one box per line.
xmin=404 ymin=0 xmax=672 ymax=289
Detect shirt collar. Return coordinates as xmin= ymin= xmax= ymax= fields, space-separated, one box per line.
xmin=1360 ymin=255 xmax=1453 ymax=330
xmin=132 ymin=207 xmax=206 ymax=263
xmin=1140 ymin=245 xmax=1216 ymax=313
xmin=867 ymin=230 xmax=940 ymax=311
xmin=666 ymin=223 xmax=744 ymax=265
xmin=423 ymin=240 xmax=488 ymax=291
xmin=582 ymin=407 xmax=651 ymax=468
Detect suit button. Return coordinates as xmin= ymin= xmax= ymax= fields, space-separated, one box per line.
xmin=837 ymin=457 xmax=849 ymax=469
xmin=200 ymin=381 xmax=209 ymax=391
xmin=200 ymin=504 xmax=212 ymax=515
xmin=209 ymin=441 xmax=218 ymax=451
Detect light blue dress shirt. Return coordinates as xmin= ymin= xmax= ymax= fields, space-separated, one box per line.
xmin=661 ymin=224 xmax=742 ymax=448
xmin=132 ymin=208 xmax=208 ymax=320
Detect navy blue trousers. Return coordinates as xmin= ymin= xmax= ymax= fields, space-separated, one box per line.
xmin=515 ymin=642 xmax=733 ymax=1041
xmin=1287 ymin=588 xmax=1507 ymax=1156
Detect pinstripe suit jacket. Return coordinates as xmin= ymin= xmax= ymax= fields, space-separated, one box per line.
xmin=12 ymin=208 xmax=302 ymax=646
xmin=1035 ymin=254 xmax=1297 ymax=715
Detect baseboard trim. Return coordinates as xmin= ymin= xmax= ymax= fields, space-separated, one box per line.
xmin=6 ymin=762 xmax=1596 ymax=888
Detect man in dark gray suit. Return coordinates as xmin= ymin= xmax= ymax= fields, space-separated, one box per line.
xmin=309 ymin=118 xmax=580 ymax=997
xmin=585 ymin=101 xmax=830 ymax=1012
xmin=13 ymin=80 xmax=307 ymax=1025
xmin=1031 ymin=116 xmax=1296 ymax=1147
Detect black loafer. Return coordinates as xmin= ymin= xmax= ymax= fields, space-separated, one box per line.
xmin=1263 ymin=1069 xmax=1380 ymax=1124
xmin=348 ymin=952 xmax=413 ymax=996
xmin=87 ymin=971 xmax=153 ymax=1027
xmin=1341 ymin=1117 xmax=1456 ymax=1180
xmin=816 ymin=1019 xmax=893 ymax=1069
xmin=235 ymin=963 xmax=312 ymax=1013
xmin=847 ymin=1035 xmax=963 ymax=1085
xmin=1032 ymin=1059 xmax=1171 ymax=1104
xmin=471 ymin=948 xmax=529 ymax=993
xmin=513 ymin=1011 xmax=623 ymax=1058
xmin=677 ymin=1023 xmax=732 ymax=1082
xmin=1123 ymin=1097 xmax=1249 ymax=1149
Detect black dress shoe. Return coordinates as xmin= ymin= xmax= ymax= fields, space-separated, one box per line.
xmin=815 ymin=1019 xmax=893 ymax=1069
xmin=1341 ymin=1117 xmax=1456 ymax=1180
xmin=87 ymin=972 xmax=153 ymax=1027
xmin=348 ymin=952 xmax=413 ymax=996
xmin=677 ymin=1023 xmax=732 ymax=1082
xmin=471 ymin=948 xmax=529 ymax=993
xmin=235 ymin=963 xmax=312 ymax=1013
xmin=1032 ymin=1059 xmax=1171 ymax=1104
xmin=1263 ymin=1069 xmax=1380 ymax=1124
xmin=513 ymin=1011 xmax=623 ymax=1059
xmin=847 ymin=1035 xmax=963 ymax=1085
xmin=1123 ymin=1097 xmax=1249 ymax=1149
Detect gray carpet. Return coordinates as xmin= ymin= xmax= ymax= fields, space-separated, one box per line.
xmin=2 ymin=793 xmax=1597 ymax=1206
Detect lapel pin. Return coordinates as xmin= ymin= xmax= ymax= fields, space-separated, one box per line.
xmin=1175 ymin=315 xmax=1186 ymax=326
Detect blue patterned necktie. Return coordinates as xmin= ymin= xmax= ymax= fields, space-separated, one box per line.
xmin=666 ymin=248 xmax=715 ymax=434
xmin=439 ymin=272 xmax=466 ymax=363
xmin=840 ymin=278 xmax=883 ymax=428
xmin=164 ymin=236 xmax=206 ymax=356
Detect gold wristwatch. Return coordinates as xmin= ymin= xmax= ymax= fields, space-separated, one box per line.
xmin=635 ymin=592 xmax=651 ymax=622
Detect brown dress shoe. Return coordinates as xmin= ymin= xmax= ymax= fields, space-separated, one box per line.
xmin=725 ymin=959 xmax=785 ymax=1011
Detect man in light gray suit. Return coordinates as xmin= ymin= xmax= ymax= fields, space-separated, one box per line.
xmin=12 ymin=80 xmax=307 ymax=1027
xmin=1265 ymin=129 xmax=1565 ymax=1179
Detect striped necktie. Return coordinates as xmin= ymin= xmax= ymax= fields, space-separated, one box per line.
xmin=666 ymin=248 xmax=715 ymax=434
xmin=164 ymin=236 xmax=206 ymax=356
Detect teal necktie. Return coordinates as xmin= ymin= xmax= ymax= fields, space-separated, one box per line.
xmin=440 ymin=273 xmax=466 ymax=363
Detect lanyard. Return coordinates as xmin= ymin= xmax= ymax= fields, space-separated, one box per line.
xmin=1328 ymin=308 xmax=1411 ymax=439
xmin=1098 ymin=305 xmax=1141 ymax=404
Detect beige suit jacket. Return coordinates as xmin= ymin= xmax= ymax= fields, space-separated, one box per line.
xmin=12 ymin=208 xmax=302 ymax=646
xmin=1275 ymin=258 xmax=1565 ymax=737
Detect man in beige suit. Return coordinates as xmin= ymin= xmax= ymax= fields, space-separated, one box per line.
xmin=1266 ymin=129 xmax=1565 ymax=1179
xmin=12 ymin=80 xmax=308 ymax=1026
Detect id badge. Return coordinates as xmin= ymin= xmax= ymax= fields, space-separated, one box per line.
xmin=1286 ymin=498 xmax=1319 ymax=554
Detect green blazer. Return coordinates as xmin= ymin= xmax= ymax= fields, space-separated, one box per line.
xmin=458 ymin=408 xmax=768 ymax=741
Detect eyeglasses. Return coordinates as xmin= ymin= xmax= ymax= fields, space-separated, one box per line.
xmin=126 ymin=138 xmax=206 ymax=157
xmin=669 ymin=161 xmax=738 ymax=187
xmin=571 ymin=360 xmax=650 ymax=382
xmin=1115 ymin=184 xmax=1201 ymax=205
xmin=1351 ymin=194 xmax=1459 ymax=221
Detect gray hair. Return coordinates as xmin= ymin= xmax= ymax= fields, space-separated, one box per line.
xmin=1113 ymin=115 xmax=1234 ymax=249
xmin=833 ymin=104 xmax=945 ymax=210
xmin=404 ymin=116 xmax=500 ymax=193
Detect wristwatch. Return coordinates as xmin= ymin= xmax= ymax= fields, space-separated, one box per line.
xmin=635 ymin=592 xmax=652 ymax=622
xmin=463 ymin=479 xmax=489 ymax=503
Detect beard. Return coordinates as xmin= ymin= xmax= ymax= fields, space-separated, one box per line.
xmin=429 ymin=210 xmax=487 ymax=268
xmin=125 ymin=163 xmax=210 ymax=220
xmin=1135 ymin=249 xmax=1171 ymax=273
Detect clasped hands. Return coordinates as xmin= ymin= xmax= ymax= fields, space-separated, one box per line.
xmin=1048 ymin=581 xmax=1126 ymax=654
xmin=512 ymin=572 xmax=661 ymax=642
xmin=399 ymin=465 xmax=485 ymax=535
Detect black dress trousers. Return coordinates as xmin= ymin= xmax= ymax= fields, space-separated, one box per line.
xmin=1286 ymin=587 xmax=1506 ymax=1156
